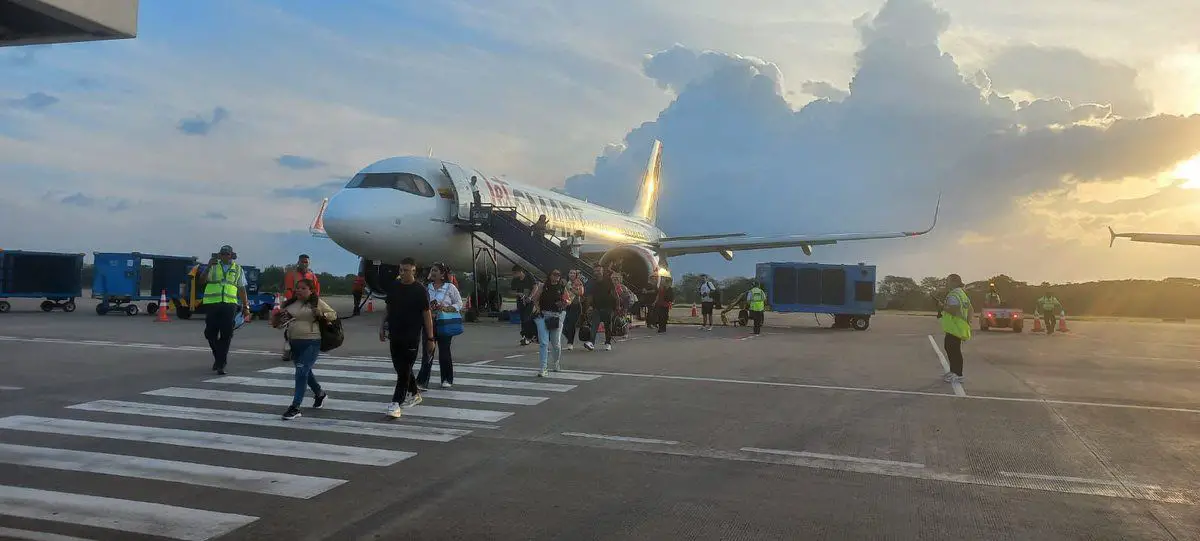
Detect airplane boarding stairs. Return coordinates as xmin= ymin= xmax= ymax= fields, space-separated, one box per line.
xmin=459 ymin=204 xmax=595 ymax=283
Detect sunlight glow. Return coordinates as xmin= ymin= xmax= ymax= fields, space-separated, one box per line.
xmin=1175 ymin=155 xmax=1200 ymax=189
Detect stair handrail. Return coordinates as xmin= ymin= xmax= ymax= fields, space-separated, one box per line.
xmin=473 ymin=202 xmax=577 ymax=253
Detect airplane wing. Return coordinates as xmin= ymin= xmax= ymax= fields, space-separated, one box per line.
xmin=309 ymin=198 xmax=329 ymax=238
xmin=656 ymin=196 xmax=939 ymax=258
xmin=1108 ymin=226 xmax=1200 ymax=247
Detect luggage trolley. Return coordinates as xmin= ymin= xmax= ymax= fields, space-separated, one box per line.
xmin=91 ymin=252 xmax=198 ymax=316
xmin=756 ymin=261 xmax=877 ymax=331
xmin=0 ymin=250 xmax=84 ymax=313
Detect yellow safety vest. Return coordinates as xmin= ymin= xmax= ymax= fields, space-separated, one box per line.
xmin=748 ymin=288 xmax=766 ymax=312
xmin=203 ymin=262 xmax=242 ymax=305
xmin=940 ymin=288 xmax=971 ymax=340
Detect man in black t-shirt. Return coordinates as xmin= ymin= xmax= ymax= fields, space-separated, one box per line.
xmin=380 ymin=257 xmax=436 ymax=419
xmin=510 ymin=266 xmax=537 ymax=345
xmin=585 ymin=266 xmax=618 ymax=351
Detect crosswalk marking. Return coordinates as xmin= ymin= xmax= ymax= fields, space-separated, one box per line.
xmin=0 ymin=526 xmax=97 ymax=541
xmin=0 ymin=443 xmax=345 ymax=498
xmin=144 ymin=387 xmax=516 ymax=423
xmin=258 ymin=366 xmax=587 ymax=391
xmin=68 ymin=400 xmax=470 ymax=441
xmin=0 ymin=416 xmax=414 ymax=467
xmin=302 ymin=359 xmax=601 ymax=381
xmin=0 ymin=485 xmax=258 ymax=541
xmin=207 ymin=376 xmax=549 ymax=406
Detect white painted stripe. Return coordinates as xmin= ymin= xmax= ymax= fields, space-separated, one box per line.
xmin=998 ymin=471 xmax=1128 ymax=487
xmin=209 ymin=376 xmax=548 ymax=406
xmin=313 ymin=360 xmax=600 ymax=382
xmin=0 ymin=385 xmax=23 ymax=391
xmin=546 ymin=367 xmax=1200 ymax=415
xmin=0 ymin=443 xmax=344 ymax=499
xmin=68 ymin=400 xmax=469 ymax=442
xmin=0 ymin=526 xmax=96 ymax=541
xmin=561 ymin=432 xmax=679 ymax=445
xmin=144 ymin=387 xmax=514 ymax=423
xmin=0 ymin=485 xmax=257 ymax=541
xmin=741 ymin=447 xmax=925 ymax=468
xmin=0 ymin=415 xmax=413 ymax=467
xmin=472 ymin=360 xmax=494 ymax=365
xmin=257 ymin=366 xmax=578 ymax=392
xmin=504 ymin=354 xmax=524 ymax=359
xmin=928 ymin=334 xmax=966 ymax=397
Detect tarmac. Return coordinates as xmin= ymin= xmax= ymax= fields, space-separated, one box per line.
xmin=0 ymin=295 xmax=1197 ymax=540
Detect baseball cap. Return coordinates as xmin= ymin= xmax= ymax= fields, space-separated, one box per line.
xmin=219 ymin=245 xmax=234 ymax=254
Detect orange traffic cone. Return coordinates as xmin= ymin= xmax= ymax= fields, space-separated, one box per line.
xmin=690 ymin=303 xmax=697 ymax=317
xmin=1058 ymin=313 xmax=1069 ymax=332
xmin=155 ymin=289 xmax=170 ymax=322
xmin=1032 ymin=316 xmax=1042 ymax=333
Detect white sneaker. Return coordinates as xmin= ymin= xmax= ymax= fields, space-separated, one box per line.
xmin=387 ymin=402 xmax=402 ymax=418
xmin=584 ymin=342 xmax=594 ymax=351
xmin=604 ymin=344 xmax=612 ymax=351
xmin=942 ymin=372 xmax=954 ymax=382
xmin=538 ymin=369 xmax=548 ymax=378
xmin=401 ymin=394 xmax=422 ymax=408
xmin=952 ymin=375 xmax=966 ymax=383
xmin=440 ymin=382 xmax=452 ymax=389
xmin=566 ymin=344 xmax=574 ymax=351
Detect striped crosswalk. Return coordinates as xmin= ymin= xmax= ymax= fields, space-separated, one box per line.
xmin=0 ymin=345 xmax=601 ymax=540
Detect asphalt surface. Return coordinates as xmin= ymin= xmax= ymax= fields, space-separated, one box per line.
xmin=0 ymin=296 xmax=1197 ymax=540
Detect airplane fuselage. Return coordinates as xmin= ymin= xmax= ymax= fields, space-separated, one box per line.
xmin=321 ymin=156 xmax=666 ymax=278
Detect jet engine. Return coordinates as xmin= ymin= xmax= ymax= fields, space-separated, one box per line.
xmin=597 ymin=245 xmax=668 ymax=291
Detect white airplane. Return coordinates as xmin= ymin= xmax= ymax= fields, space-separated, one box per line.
xmin=1109 ymin=226 xmax=1200 ymax=247
xmin=310 ymin=140 xmax=940 ymax=297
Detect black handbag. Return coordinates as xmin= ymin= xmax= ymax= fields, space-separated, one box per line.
xmin=317 ymin=315 xmax=344 ymax=352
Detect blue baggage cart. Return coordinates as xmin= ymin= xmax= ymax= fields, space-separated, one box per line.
xmin=92 ymin=252 xmax=198 ymax=316
xmin=0 ymin=250 xmax=84 ymax=313
xmin=756 ymin=262 xmax=877 ymax=330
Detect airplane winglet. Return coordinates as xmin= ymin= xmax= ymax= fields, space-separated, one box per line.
xmin=905 ymin=193 xmax=941 ymax=236
xmin=1108 ymin=226 xmax=1117 ymax=248
xmin=309 ymin=198 xmax=329 ymax=238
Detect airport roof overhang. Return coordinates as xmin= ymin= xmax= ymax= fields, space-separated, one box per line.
xmin=0 ymin=0 xmax=137 ymax=47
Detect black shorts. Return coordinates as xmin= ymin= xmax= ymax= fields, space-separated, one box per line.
xmin=701 ymin=302 xmax=714 ymax=315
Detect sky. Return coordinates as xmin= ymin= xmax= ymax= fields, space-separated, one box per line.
xmin=4 ymin=0 xmax=1200 ymax=284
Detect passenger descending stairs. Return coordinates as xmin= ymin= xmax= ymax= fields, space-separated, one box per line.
xmin=461 ymin=204 xmax=595 ymax=282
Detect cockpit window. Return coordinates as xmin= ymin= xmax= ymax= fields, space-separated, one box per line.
xmin=345 ymin=173 xmax=436 ymax=197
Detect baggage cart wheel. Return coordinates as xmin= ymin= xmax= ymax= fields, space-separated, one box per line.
xmin=63 ymin=301 xmax=76 ymax=313
xmin=851 ymin=316 xmax=870 ymax=331
xmin=0 ymin=301 xmax=9 ymax=313
xmin=40 ymin=301 xmax=54 ymax=312
xmin=96 ymin=303 xmax=110 ymax=315
xmin=125 ymin=304 xmax=140 ymax=316
xmin=147 ymin=303 xmax=159 ymax=315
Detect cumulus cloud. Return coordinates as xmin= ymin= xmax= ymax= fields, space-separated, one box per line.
xmin=5 ymin=92 xmax=59 ymax=111
xmin=564 ymin=0 xmax=1200 ymax=282
xmin=275 ymin=154 xmax=328 ymax=170
xmin=177 ymin=106 xmax=230 ymax=136
xmin=985 ymin=44 xmax=1152 ymax=118
xmin=53 ymin=192 xmax=131 ymax=212
xmin=800 ymin=81 xmax=848 ymax=101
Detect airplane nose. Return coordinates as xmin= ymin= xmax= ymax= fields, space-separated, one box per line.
xmin=322 ymin=188 xmax=441 ymax=259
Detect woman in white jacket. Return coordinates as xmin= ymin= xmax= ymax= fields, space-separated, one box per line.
xmin=416 ymin=262 xmax=463 ymax=389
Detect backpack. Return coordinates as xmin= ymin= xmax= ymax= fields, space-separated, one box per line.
xmin=317 ymin=315 xmax=345 ymax=352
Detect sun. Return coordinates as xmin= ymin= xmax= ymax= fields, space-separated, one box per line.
xmin=1174 ymin=155 xmax=1200 ymax=189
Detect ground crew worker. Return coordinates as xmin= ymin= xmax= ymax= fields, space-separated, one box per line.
xmin=746 ymin=281 xmax=767 ymax=335
xmin=985 ymin=282 xmax=1001 ymax=307
xmin=1035 ymin=285 xmax=1064 ymax=335
xmin=198 ymin=245 xmax=250 ymax=375
xmin=352 ymin=274 xmax=366 ymax=316
xmin=281 ymin=254 xmax=320 ymax=362
xmin=937 ymin=273 xmax=971 ymax=383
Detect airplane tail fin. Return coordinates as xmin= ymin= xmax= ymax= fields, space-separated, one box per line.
xmin=310 ymin=198 xmax=329 ymax=238
xmin=631 ymin=139 xmax=663 ymax=224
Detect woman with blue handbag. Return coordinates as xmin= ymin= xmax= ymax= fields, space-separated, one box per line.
xmin=417 ymin=262 xmax=463 ymax=389
xmin=531 ymin=269 xmax=570 ymax=377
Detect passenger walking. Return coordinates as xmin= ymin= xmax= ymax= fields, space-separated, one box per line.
xmin=653 ymin=279 xmax=673 ymax=333
xmin=417 ymin=262 xmax=462 ymax=390
xmin=380 ymin=257 xmax=435 ymax=419
xmin=938 ymin=273 xmax=972 ymax=383
xmin=281 ymin=254 xmax=320 ymax=362
xmin=584 ymin=266 xmax=618 ymax=351
xmin=270 ymin=279 xmax=334 ymax=420
xmin=531 ymin=269 xmax=569 ymax=375
xmin=562 ymin=269 xmax=585 ymax=350
xmin=699 ymin=275 xmax=717 ymax=330
xmin=199 ymin=245 xmax=250 ymax=375
xmin=511 ymin=266 xmax=538 ymax=346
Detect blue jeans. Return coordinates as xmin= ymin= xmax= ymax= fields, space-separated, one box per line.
xmin=534 ymin=311 xmax=564 ymax=371
xmin=289 ymin=339 xmax=323 ymax=407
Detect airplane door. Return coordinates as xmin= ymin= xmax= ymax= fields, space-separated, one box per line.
xmin=439 ymin=162 xmax=476 ymax=221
